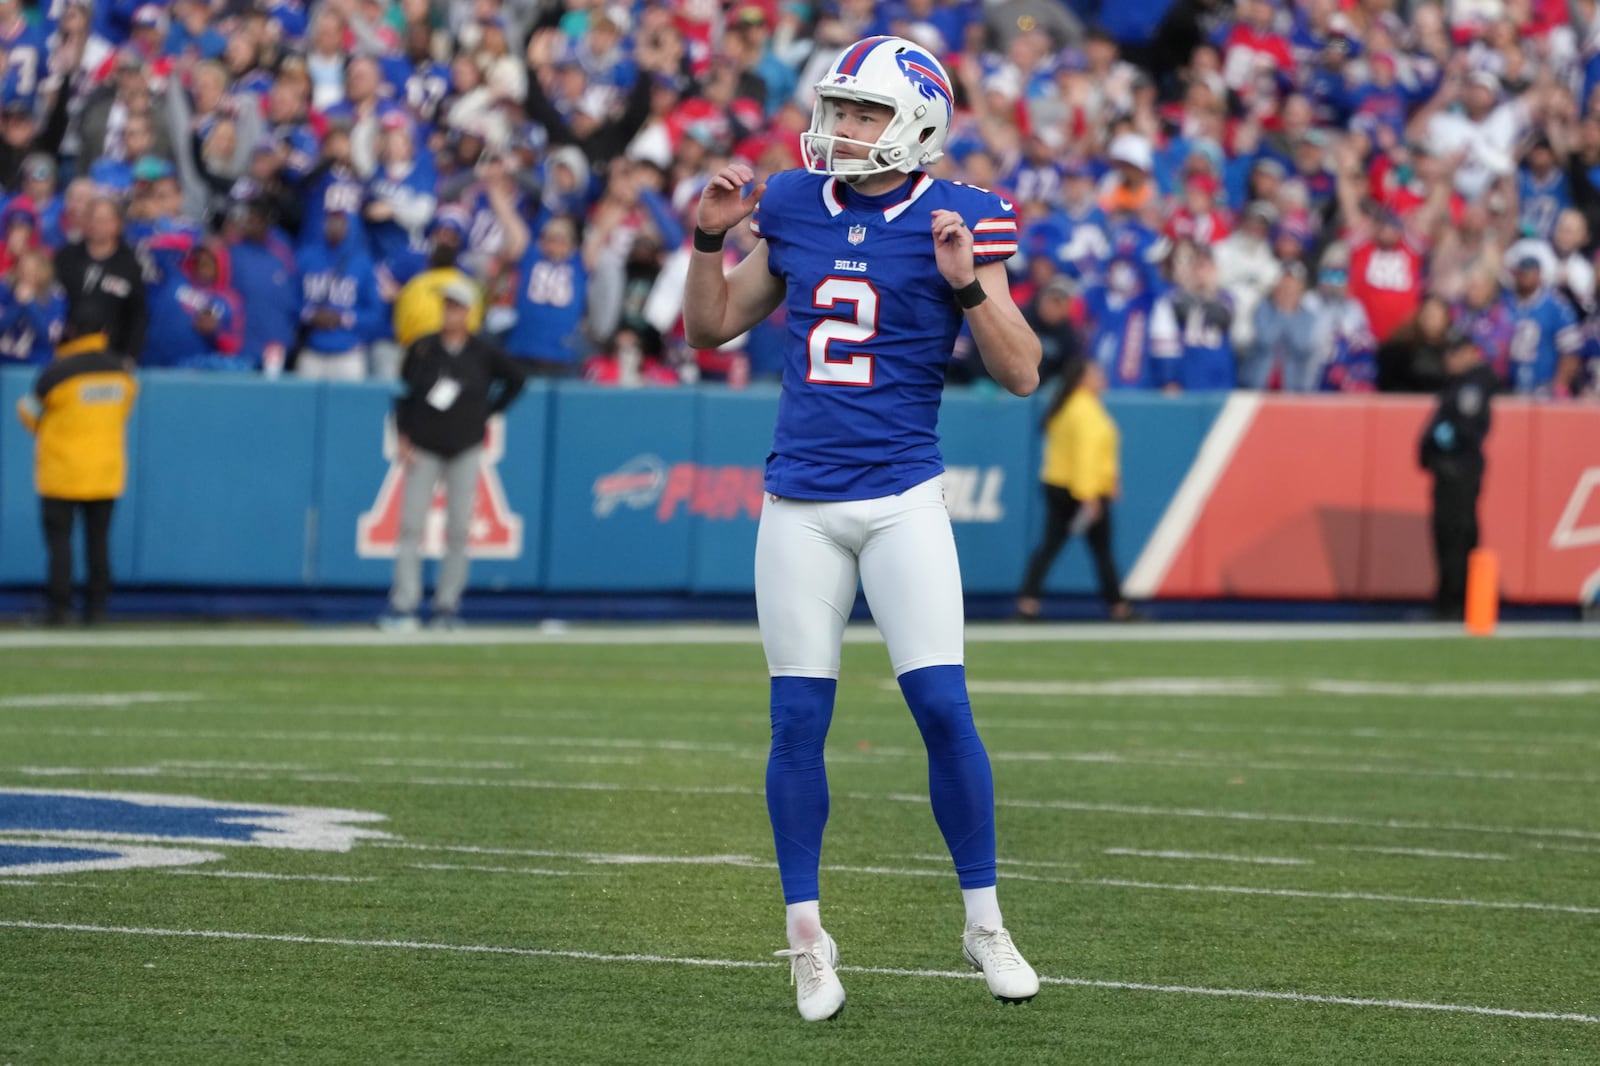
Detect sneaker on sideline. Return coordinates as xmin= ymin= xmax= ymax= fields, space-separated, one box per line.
xmin=376 ymin=612 xmax=420 ymax=633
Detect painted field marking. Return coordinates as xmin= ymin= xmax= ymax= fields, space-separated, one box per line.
xmin=370 ymin=842 xmax=1600 ymax=919
xmin=963 ymin=678 xmax=1600 ymax=702
xmin=1322 ymin=846 xmax=1511 ymax=863
xmin=7 ymin=764 xmax=1596 ymax=843
xmin=2 ymin=920 xmax=1594 ymax=1025
xmin=0 ymin=692 xmax=202 ymax=709
xmin=168 ymin=871 xmax=376 ymax=883
xmin=407 ymin=864 xmax=594 ymax=878
xmin=1103 ymin=849 xmax=1311 ymax=867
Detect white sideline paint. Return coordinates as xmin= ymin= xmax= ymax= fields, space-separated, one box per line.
xmin=1325 ymin=846 xmax=1511 ymax=863
xmin=964 ymin=678 xmax=1600 ymax=701
xmin=1124 ymin=392 xmax=1262 ymax=598
xmin=1 ymin=621 xmax=1597 ymax=650
xmin=371 ymin=842 xmax=769 ymax=867
xmin=1037 ymin=877 xmax=1600 ymax=917
xmin=8 ymin=763 xmax=1596 ymax=842
xmin=373 ymin=842 xmax=1600 ymax=918
xmin=967 ymin=678 xmax=1281 ymax=697
xmin=408 ymin=864 xmax=592 ymax=877
xmin=1104 ymin=849 xmax=1311 ymax=867
xmin=2 ymin=919 xmax=1595 ymax=1025
xmin=168 ymin=871 xmax=375 ymax=883
xmin=0 ymin=692 xmax=202 ymax=709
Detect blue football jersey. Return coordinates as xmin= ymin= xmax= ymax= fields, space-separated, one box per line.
xmin=752 ymin=169 xmax=1018 ymax=500
xmin=1508 ymin=288 xmax=1582 ymax=395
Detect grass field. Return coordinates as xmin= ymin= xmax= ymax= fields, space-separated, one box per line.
xmin=1 ymin=625 xmax=1598 ymax=1064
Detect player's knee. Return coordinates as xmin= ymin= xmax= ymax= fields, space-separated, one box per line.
xmin=769 ymin=676 xmax=837 ymax=754
xmin=899 ymin=665 xmax=977 ymax=749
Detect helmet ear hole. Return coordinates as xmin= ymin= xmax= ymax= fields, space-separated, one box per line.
xmin=918 ymin=127 xmax=935 ymax=144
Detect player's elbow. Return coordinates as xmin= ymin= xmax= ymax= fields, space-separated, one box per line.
xmin=683 ymin=319 xmax=722 ymax=350
xmin=1005 ymin=366 xmax=1040 ymax=398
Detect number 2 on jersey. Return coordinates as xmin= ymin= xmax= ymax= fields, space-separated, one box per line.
xmin=808 ymin=277 xmax=879 ymax=386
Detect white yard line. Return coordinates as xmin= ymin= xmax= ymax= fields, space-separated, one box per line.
xmin=963 ymin=678 xmax=1600 ymax=702
xmin=167 ymin=871 xmax=375 ymax=883
xmin=407 ymin=864 xmax=593 ymax=877
xmin=0 ymin=622 xmax=1596 ymax=651
xmin=7 ymin=762 xmax=1598 ymax=842
xmin=1 ymin=919 xmax=1594 ymax=1025
xmin=1323 ymin=846 xmax=1511 ymax=863
xmin=1103 ymin=849 xmax=1312 ymax=867
xmin=371 ymin=842 xmax=1598 ymax=918
xmin=0 ymin=692 xmax=202 ymax=709
xmin=1031 ymin=877 xmax=1600 ymax=916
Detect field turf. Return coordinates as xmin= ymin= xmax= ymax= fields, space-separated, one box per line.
xmin=1 ymin=626 xmax=1597 ymax=1064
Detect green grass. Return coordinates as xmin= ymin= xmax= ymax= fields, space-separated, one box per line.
xmin=1 ymin=631 xmax=1598 ymax=1064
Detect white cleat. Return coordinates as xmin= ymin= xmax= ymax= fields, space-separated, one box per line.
xmin=774 ymin=932 xmax=845 ymax=1021
xmin=962 ymin=925 xmax=1039 ymax=1003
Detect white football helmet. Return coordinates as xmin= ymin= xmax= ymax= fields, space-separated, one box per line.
xmin=802 ymin=36 xmax=953 ymax=180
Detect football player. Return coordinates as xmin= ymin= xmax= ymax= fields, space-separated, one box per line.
xmin=683 ymin=36 xmax=1041 ymax=1022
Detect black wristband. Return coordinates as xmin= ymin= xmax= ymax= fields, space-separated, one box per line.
xmin=954 ymin=279 xmax=987 ymax=310
xmin=693 ymin=226 xmax=725 ymax=253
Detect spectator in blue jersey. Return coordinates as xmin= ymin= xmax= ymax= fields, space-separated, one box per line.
xmin=501 ymin=213 xmax=588 ymax=377
xmin=365 ymin=112 xmax=437 ymax=378
xmin=1081 ymin=248 xmax=1177 ymax=389
xmin=295 ymin=203 xmax=381 ymax=381
xmin=0 ymin=0 xmax=46 ymax=112
xmin=143 ymin=239 xmax=246 ymax=371
xmin=1519 ymin=136 xmax=1571 ymax=243
xmin=1506 ymin=255 xmax=1584 ymax=396
xmin=297 ymin=121 xmax=369 ymax=252
xmin=1051 ymin=160 xmax=1111 ymax=280
xmin=0 ymin=249 xmax=65 ymax=367
xmin=224 ymin=198 xmax=297 ymax=378
xmin=15 ymin=155 xmax=64 ymax=249
xmin=1452 ymin=269 xmax=1515 ymax=382
xmin=1304 ymin=264 xmax=1377 ymax=392
xmin=1162 ymin=245 xmax=1236 ymax=392
xmin=1249 ymin=263 xmax=1320 ymax=391
xmin=682 ymin=38 xmax=1041 ymax=1020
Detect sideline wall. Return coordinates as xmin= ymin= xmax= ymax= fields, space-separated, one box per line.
xmin=2 ymin=370 xmax=1596 ymax=605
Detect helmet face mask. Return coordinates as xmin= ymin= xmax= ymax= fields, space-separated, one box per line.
xmin=802 ymin=36 xmax=952 ymax=182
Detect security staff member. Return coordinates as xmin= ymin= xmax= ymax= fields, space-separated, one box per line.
xmin=380 ymin=279 xmax=525 ymax=631
xmin=14 ymin=330 xmax=138 ymax=626
xmin=1419 ymin=329 xmax=1497 ymax=620
xmin=53 ymin=196 xmax=148 ymax=362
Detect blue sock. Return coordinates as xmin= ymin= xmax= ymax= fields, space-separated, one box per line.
xmin=766 ymin=676 xmax=837 ymax=904
xmin=898 ymin=665 xmax=997 ymax=889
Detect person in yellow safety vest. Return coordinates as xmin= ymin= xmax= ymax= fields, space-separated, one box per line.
xmin=14 ymin=329 xmax=138 ymax=626
xmin=1015 ymin=358 xmax=1138 ymax=622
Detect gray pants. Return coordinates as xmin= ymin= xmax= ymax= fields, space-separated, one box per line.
xmin=389 ymin=445 xmax=482 ymax=616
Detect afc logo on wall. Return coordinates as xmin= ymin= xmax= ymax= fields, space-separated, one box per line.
xmin=356 ymin=416 xmax=524 ymax=559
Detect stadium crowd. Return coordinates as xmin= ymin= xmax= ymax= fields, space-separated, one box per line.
xmin=1 ymin=0 xmax=1599 ymax=397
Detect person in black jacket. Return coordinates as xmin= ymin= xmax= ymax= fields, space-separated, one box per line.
xmin=380 ymin=280 xmax=526 ymax=631
xmin=1419 ymin=329 xmax=1497 ymax=620
xmin=52 ymin=197 xmax=148 ymax=363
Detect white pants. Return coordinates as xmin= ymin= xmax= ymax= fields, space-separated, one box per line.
xmin=755 ymin=474 xmax=965 ymax=680
xmin=296 ymin=347 xmax=367 ymax=382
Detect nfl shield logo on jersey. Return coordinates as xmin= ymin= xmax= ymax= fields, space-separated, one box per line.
xmin=847 ymin=224 xmax=866 ymax=245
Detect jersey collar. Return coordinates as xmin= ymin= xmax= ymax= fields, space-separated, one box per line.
xmin=822 ymin=173 xmax=935 ymax=221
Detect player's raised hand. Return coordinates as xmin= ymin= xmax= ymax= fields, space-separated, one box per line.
xmin=930 ymin=209 xmax=975 ymax=288
xmin=696 ymin=164 xmax=765 ymax=236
